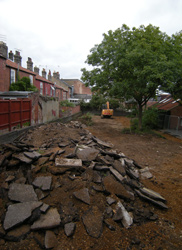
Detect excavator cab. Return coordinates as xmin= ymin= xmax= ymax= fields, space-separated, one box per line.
xmin=101 ymin=101 xmax=113 ymax=118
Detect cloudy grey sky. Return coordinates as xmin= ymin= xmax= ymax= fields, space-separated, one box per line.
xmin=0 ymin=0 xmax=182 ymax=79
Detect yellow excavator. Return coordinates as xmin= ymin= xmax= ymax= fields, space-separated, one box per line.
xmin=101 ymin=101 xmax=113 ymax=118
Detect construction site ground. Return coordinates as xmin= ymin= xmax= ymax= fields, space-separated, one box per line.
xmin=85 ymin=115 xmax=182 ymax=249
xmin=0 ymin=115 xmax=182 ymax=250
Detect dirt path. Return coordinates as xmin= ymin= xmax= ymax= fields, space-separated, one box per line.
xmin=86 ymin=115 xmax=182 ymax=249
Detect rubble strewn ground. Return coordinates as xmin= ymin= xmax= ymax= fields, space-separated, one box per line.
xmin=0 ymin=116 xmax=182 ymax=249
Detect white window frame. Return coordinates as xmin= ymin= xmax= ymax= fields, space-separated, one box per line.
xmin=10 ymin=69 xmax=16 ymax=84
xmin=29 ymin=75 xmax=33 ymax=85
xmin=40 ymin=82 xmax=43 ymax=95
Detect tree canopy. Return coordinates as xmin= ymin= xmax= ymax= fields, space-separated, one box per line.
xmin=81 ymin=24 xmax=182 ymax=129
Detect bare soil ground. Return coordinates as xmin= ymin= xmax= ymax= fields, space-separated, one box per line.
xmin=0 ymin=115 xmax=182 ymax=250
xmin=87 ymin=116 xmax=182 ymax=249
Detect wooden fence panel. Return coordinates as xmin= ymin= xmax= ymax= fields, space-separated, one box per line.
xmin=0 ymin=99 xmax=31 ymax=131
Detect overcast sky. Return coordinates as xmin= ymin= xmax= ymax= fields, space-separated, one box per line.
xmin=0 ymin=0 xmax=182 ymax=79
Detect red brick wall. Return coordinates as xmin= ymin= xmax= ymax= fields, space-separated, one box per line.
xmin=0 ymin=57 xmax=10 ymax=91
xmin=64 ymin=79 xmax=92 ymax=95
xmin=73 ymin=80 xmax=92 ymax=95
xmin=170 ymin=106 xmax=182 ymax=117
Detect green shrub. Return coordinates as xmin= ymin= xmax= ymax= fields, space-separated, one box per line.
xmin=9 ymin=77 xmax=37 ymax=91
xmin=79 ymin=112 xmax=93 ymax=126
xmin=142 ymin=107 xmax=159 ymax=129
xmin=59 ymin=100 xmax=75 ymax=107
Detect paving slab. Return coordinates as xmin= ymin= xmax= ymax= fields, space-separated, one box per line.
xmin=31 ymin=208 xmax=61 ymax=230
xmin=55 ymin=158 xmax=82 ymax=168
xmin=75 ymin=145 xmax=99 ymax=161
xmin=8 ymin=183 xmax=38 ymax=202
xmin=73 ymin=188 xmax=90 ymax=205
xmin=45 ymin=230 xmax=58 ymax=249
xmin=64 ymin=222 xmax=76 ymax=237
xmin=32 ymin=176 xmax=52 ymax=191
xmin=3 ymin=201 xmax=42 ymax=231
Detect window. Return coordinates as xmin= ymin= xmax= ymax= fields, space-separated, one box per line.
xmin=29 ymin=75 xmax=33 ymax=85
xmin=45 ymin=87 xmax=48 ymax=96
xmin=10 ymin=69 xmax=16 ymax=84
xmin=40 ymin=82 xmax=43 ymax=95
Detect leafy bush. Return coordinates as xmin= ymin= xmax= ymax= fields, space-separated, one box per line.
xmin=130 ymin=107 xmax=159 ymax=132
xmin=79 ymin=112 xmax=93 ymax=126
xmin=142 ymin=107 xmax=159 ymax=129
xmin=9 ymin=77 xmax=37 ymax=91
xmin=59 ymin=100 xmax=75 ymax=107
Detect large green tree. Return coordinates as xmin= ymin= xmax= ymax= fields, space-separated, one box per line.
xmin=81 ymin=24 xmax=182 ymax=129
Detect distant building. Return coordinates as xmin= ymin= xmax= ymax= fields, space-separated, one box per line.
xmin=62 ymin=79 xmax=92 ymax=103
xmin=0 ymin=42 xmax=91 ymax=101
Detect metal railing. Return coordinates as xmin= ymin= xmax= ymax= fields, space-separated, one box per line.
xmin=159 ymin=114 xmax=182 ymax=137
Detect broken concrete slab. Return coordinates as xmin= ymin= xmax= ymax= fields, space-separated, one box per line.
xmin=3 ymin=201 xmax=42 ymax=231
xmin=40 ymin=203 xmax=50 ymax=213
xmin=64 ymin=222 xmax=76 ymax=237
xmin=58 ymin=142 xmax=70 ymax=148
xmin=106 ymin=197 xmax=116 ymax=205
xmin=139 ymin=187 xmax=166 ymax=202
xmin=112 ymin=160 xmax=126 ymax=176
xmin=109 ymin=167 xmax=125 ymax=183
xmin=13 ymin=153 xmax=32 ymax=164
xmin=103 ymin=175 xmax=134 ymax=201
xmin=113 ymin=207 xmax=123 ymax=221
xmin=73 ymin=188 xmax=90 ymax=205
xmin=92 ymin=137 xmax=113 ymax=148
xmin=135 ymin=190 xmax=168 ymax=209
xmin=31 ymin=208 xmax=61 ymax=230
xmin=140 ymin=167 xmax=153 ymax=179
xmin=37 ymin=157 xmax=49 ymax=166
xmin=116 ymin=201 xmax=133 ymax=229
xmin=8 ymin=183 xmax=38 ymax=202
xmin=82 ymin=206 xmax=103 ymax=238
xmin=24 ymin=151 xmax=41 ymax=160
xmin=45 ymin=230 xmax=58 ymax=249
xmin=32 ymin=176 xmax=52 ymax=191
xmin=75 ymin=145 xmax=99 ymax=161
xmin=126 ymin=168 xmax=140 ymax=180
xmin=55 ymin=158 xmax=82 ymax=168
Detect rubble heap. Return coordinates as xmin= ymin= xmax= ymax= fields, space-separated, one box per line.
xmin=0 ymin=121 xmax=167 ymax=248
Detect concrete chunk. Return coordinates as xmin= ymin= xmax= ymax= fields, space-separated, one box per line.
xmin=8 ymin=183 xmax=38 ymax=202
xmin=75 ymin=145 xmax=99 ymax=161
xmin=116 ymin=201 xmax=133 ymax=229
xmin=32 ymin=176 xmax=52 ymax=191
xmin=4 ymin=201 xmax=42 ymax=231
xmin=73 ymin=188 xmax=90 ymax=205
xmin=55 ymin=158 xmax=82 ymax=168
xmin=64 ymin=222 xmax=76 ymax=237
xmin=31 ymin=208 xmax=61 ymax=230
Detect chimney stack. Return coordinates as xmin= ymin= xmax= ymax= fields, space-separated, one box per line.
xmin=48 ymin=70 xmax=52 ymax=81
xmin=27 ymin=57 xmax=33 ymax=71
xmin=42 ymin=68 xmax=47 ymax=79
xmin=14 ymin=50 xmax=22 ymax=66
xmin=34 ymin=66 xmax=39 ymax=74
xmin=53 ymin=71 xmax=60 ymax=80
xmin=9 ymin=50 xmax=14 ymax=61
xmin=0 ymin=41 xmax=8 ymax=59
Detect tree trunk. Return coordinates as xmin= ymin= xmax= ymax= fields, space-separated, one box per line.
xmin=138 ymin=104 xmax=143 ymax=130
